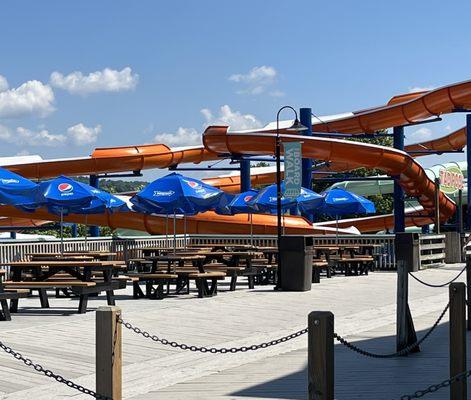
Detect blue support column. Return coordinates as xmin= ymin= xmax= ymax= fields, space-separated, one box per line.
xmin=89 ymin=175 xmax=100 ymax=237
xmin=467 ymin=115 xmax=471 ymax=230
xmin=300 ymin=108 xmax=313 ymax=221
xmin=393 ymin=126 xmax=405 ymax=233
xmin=10 ymin=231 xmax=16 ymax=239
xmin=71 ymin=224 xmax=78 ymax=238
xmin=240 ymin=159 xmax=251 ymax=192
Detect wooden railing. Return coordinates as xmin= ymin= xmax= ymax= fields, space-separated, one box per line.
xmin=0 ymin=233 xmax=423 ymax=271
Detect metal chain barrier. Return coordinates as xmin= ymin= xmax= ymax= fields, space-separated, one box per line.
xmin=118 ymin=316 xmax=307 ymax=353
xmin=334 ymin=300 xmax=449 ymax=358
xmin=408 ymin=264 xmax=467 ymax=288
xmin=0 ymin=340 xmax=111 ymax=399
xmin=398 ymin=368 xmax=471 ymax=399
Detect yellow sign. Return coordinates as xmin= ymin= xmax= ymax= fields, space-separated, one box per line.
xmin=439 ymin=165 xmax=464 ymax=194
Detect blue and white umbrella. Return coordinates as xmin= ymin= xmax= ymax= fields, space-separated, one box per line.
xmin=0 ymin=168 xmax=38 ymax=207
xmin=216 ymin=190 xmax=259 ymax=244
xmin=131 ymin=173 xmax=223 ymax=251
xmin=320 ymin=188 xmax=375 ymax=242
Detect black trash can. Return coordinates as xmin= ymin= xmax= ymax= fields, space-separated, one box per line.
xmin=395 ymin=232 xmax=420 ymax=272
xmin=279 ymin=235 xmax=313 ymax=291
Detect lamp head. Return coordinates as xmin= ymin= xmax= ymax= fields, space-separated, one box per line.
xmin=286 ymin=118 xmax=308 ymax=132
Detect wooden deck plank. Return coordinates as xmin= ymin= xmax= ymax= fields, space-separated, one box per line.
xmin=0 ymin=264 xmax=467 ymax=398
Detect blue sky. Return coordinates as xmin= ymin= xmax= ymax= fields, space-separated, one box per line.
xmin=0 ymin=0 xmax=470 ymax=180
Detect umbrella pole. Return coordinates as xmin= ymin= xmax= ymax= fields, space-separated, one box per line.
xmin=336 ymin=214 xmax=339 ymax=245
xmin=84 ymin=214 xmax=88 ymax=250
xmin=250 ymin=213 xmax=253 ymax=246
xmin=165 ymin=213 xmax=169 ymax=246
xmin=282 ymin=212 xmax=285 ymax=235
xmin=173 ymin=210 xmax=176 ymax=254
xmin=60 ymin=208 xmax=64 ymax=255
xmin=184 ymin=214 xmax=187 ymax=250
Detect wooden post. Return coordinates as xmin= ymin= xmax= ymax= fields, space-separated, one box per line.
xmin=396 ymin=259 xmax=419 ymax=353
xmin=449 ymin=282 xmax=467 ymax=400
xmin=466 ymin=256 xmax=471 ymax=331
xmin=96 ymin=306 xmax=122 ymax=400
xmin=308 ymin=311 xmax=334 ymax=400
xmin=434 ymin=178 xmax=441 ymax=234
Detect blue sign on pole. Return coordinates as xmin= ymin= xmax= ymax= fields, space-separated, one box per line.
xmin=284 ymin=142 xmax=302 ymax=199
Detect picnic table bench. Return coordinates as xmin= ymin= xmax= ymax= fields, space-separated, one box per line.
xmin=0 ymin=260 xmax=126 ymax=313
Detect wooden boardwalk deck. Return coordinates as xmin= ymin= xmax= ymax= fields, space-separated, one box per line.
xmin=0 ymin=264 xmax=468 ymax=399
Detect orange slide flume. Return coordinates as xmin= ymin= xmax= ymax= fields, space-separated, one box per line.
xmin=0 ymin=80 xmax=469 ymax=234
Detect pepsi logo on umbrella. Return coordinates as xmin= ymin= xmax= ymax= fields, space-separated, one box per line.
xmin=58 ymin=183 xmax=74 ymax=195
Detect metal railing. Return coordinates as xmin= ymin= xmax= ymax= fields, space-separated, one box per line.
xmin=0 ymin=233 xmax=397 ymax=269
xmin=418 ymin=234 xmax=446 ymax=269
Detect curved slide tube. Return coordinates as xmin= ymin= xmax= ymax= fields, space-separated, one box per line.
xmin=1 ymin=80 xmax=470 ymax=180
xmin=204 ymin=126 xmax=468 ymax=193
xmin=202 ymin=126 xmax=456 ymax=221
xmin=0 ymin=80 xmax=470 ymax=233
xmin=0 ymin=206 xmax=359 ymax=235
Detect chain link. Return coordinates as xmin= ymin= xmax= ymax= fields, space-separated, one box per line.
xmin=334 ymin=301 xmax=449 ymax=358
xmin=408 ymin=264 xmax=467 ymax=288
xmin=0 ymin=340 xmax=111 ymax=399
xmin=118 ymin=316 xmax=307 ymax=353
xmin=398 ymin=368 xmax=471 ymax=399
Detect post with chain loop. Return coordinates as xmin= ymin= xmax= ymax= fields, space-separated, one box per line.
xmin=96 ymin=306 xmax=122 ymax=400
xmin=449 ymin=282 xmax=466 ymax=400
xmin=308 ymin=311 xmax=334 ymax=400
xmin=395 ymin=234 xmax=419 ymax=354
xmin=466 ymin=255 xmax=471 ymax=331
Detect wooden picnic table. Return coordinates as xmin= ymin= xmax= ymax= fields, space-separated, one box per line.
xmin=0 ymin=260 xmax=126 ymax=313
xmin=64 ymin=251 xmax=117 ymax=260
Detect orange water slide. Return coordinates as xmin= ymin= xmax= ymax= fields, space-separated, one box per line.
xmin=0 ymin=206 xmax=340 ymax=235
xmin=205 ymin=125 xmax=468 ymax=193
xmin=1 ymin=80 xmax=470 ymax=181
xmin=1 ymin=80 xmax=470 ymax=234
xmin=5 ymin=144 xmax=219 ymax=180
xmin=203 ymin=127 xmax=455 ymax=221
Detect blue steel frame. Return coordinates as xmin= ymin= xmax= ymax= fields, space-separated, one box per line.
xmin=89 ymin=175 xmax=100 ymax=237
xmin=239 ymin=159 xmax=251 ymax=192
xmin=300 ymin=108 xmax=313 ymax=221
xmin=393 ymin=126 xmax=405 ymax=233
xmin=467 ymin=115 xmax=471 ymax=230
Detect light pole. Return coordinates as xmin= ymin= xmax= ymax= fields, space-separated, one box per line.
xmin=275 ymin=106 xmax=308 ymax=290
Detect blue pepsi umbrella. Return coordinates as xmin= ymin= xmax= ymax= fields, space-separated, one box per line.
xmin=226 ymin=190 xmax=259 ymax=244
xmin=131 ymin=173 xmax=223 ymax=251
xmin=214 ymin=192 xmax=236 ymax=215
xmin=320 ymin=188 xmax=375 ymax=242
xmin=0 ymin=167 xmax=38 ymax=207
xmin=33 ymin=176 xmax=96 ymax=253
xmin=320 ymin=188 xmax=376 ymax=216
xmin=248 ymin=183 xmax=323 ymax=214
xmin=131 ymin=172 xmax=223 ymax=214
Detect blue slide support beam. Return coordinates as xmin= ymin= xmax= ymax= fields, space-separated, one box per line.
xmin=300 ymin=108 xmax=313 ymax=221
xmin=467 ymin=115 xmax=471 ymax=230
xmin=393 ymin=126 xmax=405 ymax=233
xmin=240 ymin=159 xmax=251 ymax=192
xmin=89 ymin=175 xmax=100 ymax=237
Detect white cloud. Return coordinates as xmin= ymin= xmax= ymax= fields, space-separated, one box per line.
xmin=16 ymin=127 xmax=67 ymax=147
xmin=229 ymin=65 xmax=281 ymax=96
xmin=407 ymin=127 xmax=433 ymax=143
xmin=229 ymin=65 xmax=276 ymax=84
xmin=408 ymin=86 xmax=435 ymax=93
xmin=0 ymin=123 xmax=100 ymax=147
xmin=201 ymin=105 xmax=262 ymax=130
xmin=50 ymin=67 xmax=139 ymax=95
xmin=67 ymin=123 xmax=101 ymax=145
xmin=154 ymin=127 xmax=201 ymax=147
xmin=0 ymin=80 xmax=55 ymax=118
xmin=0 ymin=75 xmax=8 ymax=92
